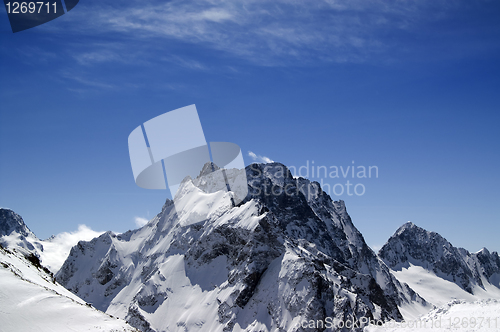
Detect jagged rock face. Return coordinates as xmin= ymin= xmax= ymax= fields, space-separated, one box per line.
xmin=379 ymin=222 xmax=499 ymax=294
xmin=0 ymin=209 xmax=32 ymax=238
xmin=473 ymin=248 xmax=500 ymax=288
xmin=0 ymin=208 xmax=41 ymax=254
xmin=56 ymin=163 xmax=425 ymax=332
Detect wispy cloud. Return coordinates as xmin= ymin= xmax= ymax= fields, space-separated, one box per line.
xmin=58 ymin=0 xmax=464 ymax=66
xmin=248 ymin=151 xmax=274 ymax=164
xmin=134 ymin=216 xmax=149 ymax=228
xmin=40 ymin=225 xmax=103 ymax=273
xmin=74 ymin=50 xmax=122 ymax=66
xmin=60 ymin=70 xmax=115 ymax=89
xmin=69 ymin=76 xmax=115 ymax=89
xmin=161 ymin=55 xmax=209 ymax=71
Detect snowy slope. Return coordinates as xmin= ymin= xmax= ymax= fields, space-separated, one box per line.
xmin=57 ymin=162 xmax=429 ymax=332
xmin=0 ymin=243 xmax=139 ymax=332
xmin=392 ymin=264 xmax=500 ymax=308
xmin=364 ymin=299 xmax=500 ymax=332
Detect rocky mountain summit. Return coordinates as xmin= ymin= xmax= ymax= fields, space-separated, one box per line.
xmin=0 ymin=208 xmax=31 ymax=237
xmin=0 ymin=208 xmax=43 ymax=256
xmin=379 ymin=222 xmax=500 ymax=294
xmin=55 ymin=163 xmax=427 ymax=332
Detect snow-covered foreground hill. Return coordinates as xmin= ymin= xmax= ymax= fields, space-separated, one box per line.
xmin=364 ymin=299 xmax=500 ymax=332
xmin=0 ymin=243 xmax=139 ymax=332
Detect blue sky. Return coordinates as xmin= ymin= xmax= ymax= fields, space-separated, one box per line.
xmin=1 ymin=0 xmax=499 ymax=253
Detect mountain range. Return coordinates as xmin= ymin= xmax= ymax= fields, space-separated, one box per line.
xmin=1 ymin=162 xmax=499 ymax=332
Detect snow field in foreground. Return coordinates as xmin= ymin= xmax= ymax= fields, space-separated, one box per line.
xmin=0 ymin=247 xmax=138 ymax=332
xmin=365 ymin=299 xmax=500 ymax=332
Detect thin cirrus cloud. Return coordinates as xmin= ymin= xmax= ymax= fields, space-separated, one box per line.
xmin=64 ymin=74 xmax=115 ymax=89
xmin=60 ymin=0 xmax=474 ymax=66
xmin=74 ymin=50 xmax=123 ymax=66
xmin=160 ymin=55 xmax=209 ymax=71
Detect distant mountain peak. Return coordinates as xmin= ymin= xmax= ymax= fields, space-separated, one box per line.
xmin=477 ymin=247 xmax=490 ymax=255
xmin=402 ymin=221 xmax=416 ymax=227
xmin=197 ymin=161 xmax=220 ymax=177
xmin=379 ymin=221 xmax=500 ymax=295
xmin=394 ymin=221 xmax=419 ymax=234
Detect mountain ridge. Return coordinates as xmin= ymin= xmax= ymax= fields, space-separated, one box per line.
xmin=3 ymin=162 xmax=500 ymax=331
xmin=55 ymin=162 xmax=428 ymax=332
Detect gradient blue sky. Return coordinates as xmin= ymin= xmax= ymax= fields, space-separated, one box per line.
xmin=1 ymin=0 xmax=499 ymax=253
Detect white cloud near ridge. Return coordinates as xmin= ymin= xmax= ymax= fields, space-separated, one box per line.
xmin=38 ymin=218 xmax=150 ymax=274
xmin=248 ymin=151 xmax=274 ymax=164
xmin=134 ymin=217 xmax=149 ymax=228
xmin=39 ymin=225 xmax=104 ymax=273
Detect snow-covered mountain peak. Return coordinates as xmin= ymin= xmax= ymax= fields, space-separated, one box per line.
xmin=197 ymin=161 xmax=220 ymax=177
xmin=0 ymin=208 xmax=34 ymax=238
xmin=56 ymin=162 xmax=429 ymax=331
xmin=394 ymin=221 xmax=416 ymax=234
xmin=379 ymin=222 xmax=500 ymax=296
xmin=0 ymin=208 xmax=42 ymax=256
xmin=382 ymin=222 xmax=447 ymax=254
xmin=477 ymin=247 xmax=490 ymax=255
